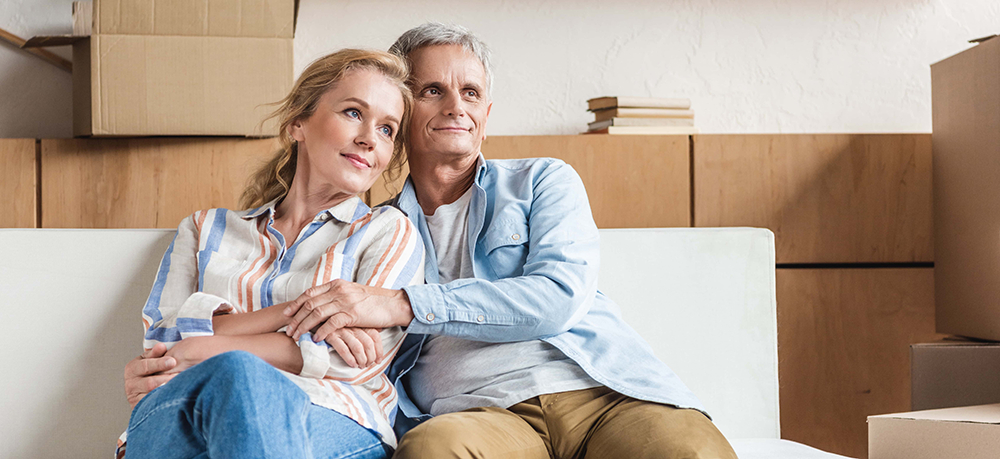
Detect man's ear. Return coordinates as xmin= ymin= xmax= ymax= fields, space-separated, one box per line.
xmin=483 ymin=102 xmax=493 ymax=141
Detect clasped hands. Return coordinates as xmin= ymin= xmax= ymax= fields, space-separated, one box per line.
xmin=124 ymin=279 xmax=413 ymax=408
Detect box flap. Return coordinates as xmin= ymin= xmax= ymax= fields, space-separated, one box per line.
xmin=93 ymin=0 xmax=296 ymax=38
xmin=969 ymin=34 xmax=998 ymax=44
xmin=22 ymin=35 xmax=87 ymax=48
xmin=870 ymin=404 xmax=1000 ymax=424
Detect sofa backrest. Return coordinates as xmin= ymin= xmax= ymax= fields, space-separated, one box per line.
xmin=0 ymin=227 xmax=777 ymax=458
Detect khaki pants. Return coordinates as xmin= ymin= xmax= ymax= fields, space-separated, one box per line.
xmin=393 ymin=386 xmax=738 ymax=459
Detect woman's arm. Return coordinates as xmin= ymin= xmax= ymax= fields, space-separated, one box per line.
xmin=165 ymin=333 xmax=304 ymax=375
xmin=212 ymin=301 xmax=289 ymax=336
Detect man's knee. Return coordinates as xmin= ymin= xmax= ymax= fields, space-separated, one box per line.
xmin=394 ymin=416 xmax=469 ymax=459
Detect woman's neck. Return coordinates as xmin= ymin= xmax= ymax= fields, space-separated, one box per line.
xmin=272 ymin=173 xmax=353 ymax=247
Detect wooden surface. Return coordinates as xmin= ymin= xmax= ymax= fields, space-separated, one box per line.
xmin=777 ymin=268 xmax=940 ymax=459
xmin=370 ymin=135 xmax=692 ymax=228
xmin=693 ymin=134 xmax=933 ymax=263
xmin=40 ymin=138 xmax=278 ymax=228
xmin=0 ymin=139 xmax=38 ymax=228
xmin=931 ymin=37 xmax=1000 ymax=341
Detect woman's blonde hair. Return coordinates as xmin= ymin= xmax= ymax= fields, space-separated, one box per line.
xmin=241 ymin=49 xmax=412 ymax=210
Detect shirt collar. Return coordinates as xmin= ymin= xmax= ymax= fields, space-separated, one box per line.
xmin=241 ymin=195 xmax=370 ymax=224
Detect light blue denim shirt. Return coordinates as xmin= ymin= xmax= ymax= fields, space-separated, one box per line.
xmin=387 ymin=155 xmax=705 ymax=437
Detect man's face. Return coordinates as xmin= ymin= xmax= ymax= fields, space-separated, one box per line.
xmin=406 ymin=44 xmax=492 ymax=161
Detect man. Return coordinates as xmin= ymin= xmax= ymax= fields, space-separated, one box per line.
xmin=125 ymin=23 xmax=737 ymax=458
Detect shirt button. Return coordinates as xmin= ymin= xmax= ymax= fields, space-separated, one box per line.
xmin=511 ymin=233 xmax=520 ymax=241
xmin=477 ymin=315 xmax=485 ymax=322
xmin=426 ymin=313 xmax=435 ymax=322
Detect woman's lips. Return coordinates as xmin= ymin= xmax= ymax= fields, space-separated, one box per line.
xmin=341 ymin=153 xmax=370 ymax=169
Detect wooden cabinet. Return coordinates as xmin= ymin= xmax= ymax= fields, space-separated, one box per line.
xmin=369 ymin=135 xmax=692 ymax=229
xmin=694 ymin=134 xmax=933 ymax=263
xmin=777 ymin=268 xmax=940 ymax=459
xmin=40 ymin=138 xmax=277 ymax=228
xmin=0 ymin=139 xmax=37 ymax=228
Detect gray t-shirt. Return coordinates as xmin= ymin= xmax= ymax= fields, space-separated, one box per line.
xmin=407 ymin=184 xmax=600 ymax=416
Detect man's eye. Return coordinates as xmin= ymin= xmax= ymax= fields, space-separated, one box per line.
xmin=465 ymin=90 xmax=478 ymax=98
xmin=425 ymin=88 xmax=440 ymax=96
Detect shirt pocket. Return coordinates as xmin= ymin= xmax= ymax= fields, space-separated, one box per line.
xmin=197 ymin=250 xmax=246 ymax=302
xmin=483 ymin=218 xmax=529 ymax=279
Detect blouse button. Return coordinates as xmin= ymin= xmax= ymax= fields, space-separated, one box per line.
xmin=511 ymin=233 xmax=520 ymax=241
xmin=426 ymin=313 xmax=435 ymax=322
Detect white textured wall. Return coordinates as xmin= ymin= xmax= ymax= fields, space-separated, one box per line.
xmin=2 ymin=0 xmax=998 ymax=138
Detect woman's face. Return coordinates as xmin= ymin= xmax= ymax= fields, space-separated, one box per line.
xmin=289 ymin=68 xmax=404 ymax=197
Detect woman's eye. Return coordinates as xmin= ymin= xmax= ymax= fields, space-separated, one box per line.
xmin=379 ymin=125 xmax=393 ymax=137
xmin=345 ymin=109 xmax=361 ymax=119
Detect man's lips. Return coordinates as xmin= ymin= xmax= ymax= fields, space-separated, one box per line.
xmin=433 ymin=126 xmax=472 ymax=132
xmin=341 ymin=153 xmax=370 ymax=168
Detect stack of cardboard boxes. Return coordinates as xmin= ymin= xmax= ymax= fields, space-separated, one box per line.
xmin=25 ymin=0 xmax=296 ymax=137
xmin=867 ymin=34 xmax=1000 ymax=459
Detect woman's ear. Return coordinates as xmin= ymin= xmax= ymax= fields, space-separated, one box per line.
xmin=288 ymin=118 xmax=305 ymax=142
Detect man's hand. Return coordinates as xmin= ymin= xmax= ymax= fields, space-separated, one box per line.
xmin=283 ymin=279 xmax=414 ymax=342
xmin=124 ymin=343 xmax=177 ymax=409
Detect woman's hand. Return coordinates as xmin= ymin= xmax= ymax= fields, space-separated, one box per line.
xmin=324 ymin=328 xmax=384 ymax=368
xmin=124 ymin=343 xmax=178 ymax=409
xmin=163 ymin=336 xmax=221 ymax=375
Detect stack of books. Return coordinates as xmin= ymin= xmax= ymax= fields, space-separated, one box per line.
xmin=585 ymin=96 xmax=698 ymax=135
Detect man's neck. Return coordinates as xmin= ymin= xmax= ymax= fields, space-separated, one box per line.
xmin=409 ymin=151 xmax=479 ymax=215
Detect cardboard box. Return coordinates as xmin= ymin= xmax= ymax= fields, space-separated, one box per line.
xmin=912 ymin=341 xmax=1000 ymax=411
xmin=931 ymin=35 xmax=1000 ymax=341
xmin=868 ymin=404 xmax=1000 ymax=459
xmin=24 ymin=0 xmax=295 ymax=137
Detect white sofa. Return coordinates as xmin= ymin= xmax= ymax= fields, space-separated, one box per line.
xmin=0 ymin=228 xmax=851 ymax=458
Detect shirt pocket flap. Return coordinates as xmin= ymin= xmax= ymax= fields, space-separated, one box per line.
xmin=483 ymin=218 xmax=529 ymax=254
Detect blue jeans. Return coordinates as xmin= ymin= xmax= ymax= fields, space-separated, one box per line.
xmin=125 ymin=351 xmax=387 ymax=459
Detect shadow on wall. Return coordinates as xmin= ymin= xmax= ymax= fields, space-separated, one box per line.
xmin=0 ymin=42 xmax=73 ymax=138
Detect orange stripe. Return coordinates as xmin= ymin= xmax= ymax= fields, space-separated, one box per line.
xmin=373 ymin=219 xmax=412 ymax=287
xmin=244 ymin=233 xmax=277 ymax=312
xmin=348 ymin=213 xmax=373 ymax=237
xmin=369 ymin=375 xmax=389 ymax=401
xmin=366 ymin=220 xmax=402 ymax=286
xmin=374 ymin=375 xmax=394 ymax=404
xmin=326 ymin=380 xmax=364 ymax=424
xmin=312 ymin=252 xmax=326 ymax=287
xmin=237 ymin=227 xmax=269 ymax=310
xmin=194 ymin=209 xmax=208 ymax=234
xmin=379 ymin=384 xmax=398 ymax=412
xmin=142 ymin=318 xmax=150 ymax=331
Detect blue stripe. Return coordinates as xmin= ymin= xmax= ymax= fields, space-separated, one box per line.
xmin=198 ymin=210 xmax=228 ymax=291
xmin=299 ymin=332 xmax=332 ymax=350
xmin=339 ymin=222 xmax=372 ymax=280
xmin=262 ymin=220 xmax=324 ymax=308
xmin=176 ymin=318 xmax=214 ymax=334
xmin=144 ymin=326 xmax=182 ymax=342
xmin=390 ymin=236 xmax=424 ymax=289
xmin=344 ymin=383 xmax=377 ymax=428
xmin=351 ymin=200 xmax=371 ymax=221
xmin=142 ymin=236 xmax=177 ymax=325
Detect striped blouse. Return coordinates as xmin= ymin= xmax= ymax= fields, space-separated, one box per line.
xmin=116 ymin=195 xmax=424 ymax=456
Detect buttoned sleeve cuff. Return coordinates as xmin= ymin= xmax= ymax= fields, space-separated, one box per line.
xmin=296 ymin=332 xmax=332 ymax=379
xmin=175 ymin=292 xmax=231 ymax=340
xmin=402 ymin=282 xmax=529 ymax=335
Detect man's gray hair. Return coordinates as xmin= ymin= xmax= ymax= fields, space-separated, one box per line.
xmin=389 ymin=22 xmax=494 ymax=96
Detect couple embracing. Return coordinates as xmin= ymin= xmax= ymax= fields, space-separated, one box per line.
xmin=120 ymin=23 xmax=737 ymax=459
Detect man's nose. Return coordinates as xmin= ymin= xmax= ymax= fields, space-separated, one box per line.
xmin=442 ymin=91 xmax=466 ymax=117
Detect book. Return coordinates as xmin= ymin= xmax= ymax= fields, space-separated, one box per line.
xmin=593 ymin=108 xmax=694 ymax=122
xmin=587 ymin=96 xmax=691 ymax=111
xmin=588 ymin=117 xmax=695 ymax=131
xmin=585 ymin=125 xmax=700 ymax=135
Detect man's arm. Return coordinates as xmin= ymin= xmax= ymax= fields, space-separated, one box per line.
xmin=285 ymin=161 xmax=599 ymax=343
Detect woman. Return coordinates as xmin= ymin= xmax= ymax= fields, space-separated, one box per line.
xmin=118 ymin=49 xmax=423 ymax=459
